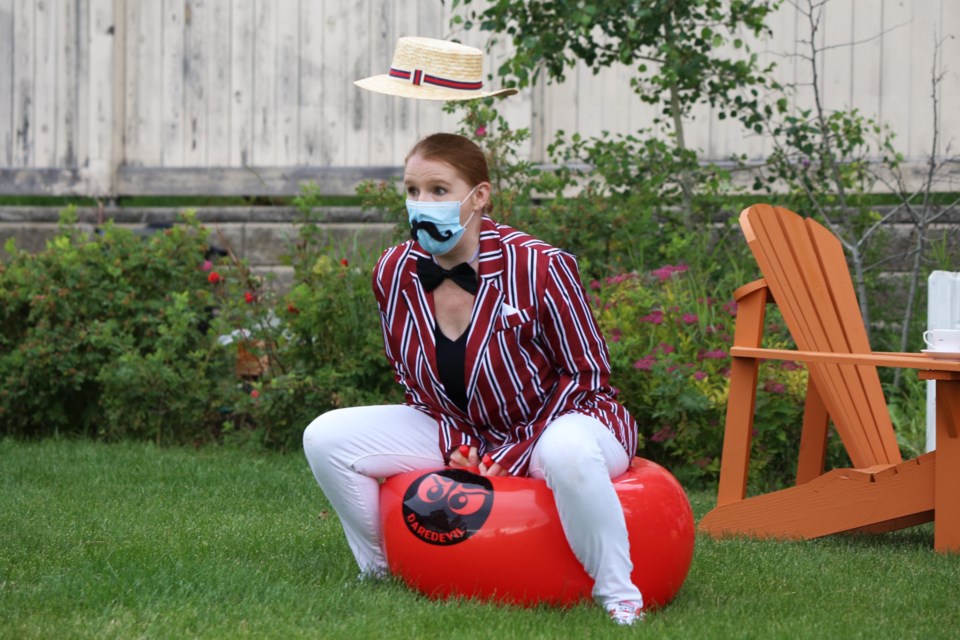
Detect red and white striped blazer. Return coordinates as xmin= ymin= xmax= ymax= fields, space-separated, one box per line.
xmin=372 ymin=217 xmax=637 ymax=476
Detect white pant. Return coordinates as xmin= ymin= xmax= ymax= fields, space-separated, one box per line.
xmin=302 ymin=405 xmax=643 ymax=607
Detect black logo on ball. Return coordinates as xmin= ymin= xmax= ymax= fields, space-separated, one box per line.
xmin=402 ymin=469 xmax=494 ymax=546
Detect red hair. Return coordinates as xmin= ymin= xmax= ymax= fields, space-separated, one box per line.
xmin=406 ymin=133 xmax=492 ymax=212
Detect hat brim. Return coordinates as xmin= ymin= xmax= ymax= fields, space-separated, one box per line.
xmin=354 ymin=75 xmax=517 ymax=101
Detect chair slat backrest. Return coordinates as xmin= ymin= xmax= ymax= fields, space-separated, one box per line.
xmin=740 ymin=204 xmax=902 ymax=468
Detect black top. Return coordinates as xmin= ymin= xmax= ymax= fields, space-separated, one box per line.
xmin=435 ymin=326 xmax=469 ymax=412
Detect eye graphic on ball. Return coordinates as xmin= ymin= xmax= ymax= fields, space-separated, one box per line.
xmin=402 ymin=470 xmax=494 ymax=545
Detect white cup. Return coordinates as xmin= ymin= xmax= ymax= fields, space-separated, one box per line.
xmin=923 ymin=329 xmax=960 ymax=352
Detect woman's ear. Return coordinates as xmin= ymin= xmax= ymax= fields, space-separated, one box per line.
xmin=476 ymin=182 xmax=492 ymax=213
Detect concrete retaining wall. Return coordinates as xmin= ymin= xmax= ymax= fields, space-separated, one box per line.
xmin=1 ymin=205 xmax=956 ymax=295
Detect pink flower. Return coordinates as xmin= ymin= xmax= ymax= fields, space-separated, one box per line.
xmin=780 ymin=360 xmax=802 ymax=371
xmin=698 ymin=348 xmax=728 ymax=360
xmin=651 ymin=425 xmax=677 ymax=443
xmin=475 ymin=125 xmax=487 ymax=138
xmin=207 ymin=271 xmax=222 ymax=284
xmin=640 ymin=310 xmax=664 ymax=325
xmin=681 ymin=312 xmax=699 ymax=325
xmin=722 ymin=300 xmax=738 ymax=316
xmin=656 ymin=342 xmax=675 ymax=354
xmin=250 ymin=389 xmax=260 ymax=399
xmin=201 ymin=260 xmax=213 ymax=272
xmin=652 ymin=264 xmax=689 ymax=282
xmin=763 ymin=380 xmax=787 ymax=394
xmin=605 ymin=272 xmax=635 ymax=286
xmin=633 ymin=356 xmax=656 ymax=371
xmin=589 ymin=279 xmax=601 ymax=290
xmin=694 ymin=371 xmax=707 ymax=381
xmin=609 ymin=328 xmax=623 ymax=343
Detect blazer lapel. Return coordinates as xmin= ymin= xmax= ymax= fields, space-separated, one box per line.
xmin=464 ymin=222 xmax=507 ymax=408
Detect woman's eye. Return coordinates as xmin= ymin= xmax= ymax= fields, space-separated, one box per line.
xmin=433 ymin=187 xmax=447 ymax=196
xmin=406 ymin=187 xmax=419 ymax=197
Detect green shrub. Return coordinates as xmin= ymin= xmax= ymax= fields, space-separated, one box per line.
xmin=0 ymin=209 xmax=231 ymax=441
xmin=590 ymin=257 xmax=822 ymax=490
xmin=205 ymin=194 xmax=403 ymax=451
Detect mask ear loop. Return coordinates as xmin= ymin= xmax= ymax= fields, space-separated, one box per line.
xmin=459 ymin=184 xmax=481 ymax=229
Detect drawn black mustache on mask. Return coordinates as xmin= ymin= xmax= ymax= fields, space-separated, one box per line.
xmin=410 ymin=220 xmax=454 ymax=243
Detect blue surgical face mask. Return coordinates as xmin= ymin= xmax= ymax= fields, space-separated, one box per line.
xmin=406 ymin=185 xmax=479 ymax=256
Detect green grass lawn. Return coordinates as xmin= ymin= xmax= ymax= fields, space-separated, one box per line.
xmin=2 ymin=439 xmax=958 ymax=639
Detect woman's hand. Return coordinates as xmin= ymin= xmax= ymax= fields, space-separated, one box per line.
xmin=449 ymin=445 xmax=479 ymax=469
xmin=449 ymin=447 xmax=508 ymax=476
xmin=479 ymin=454 xmax=508 ymax=477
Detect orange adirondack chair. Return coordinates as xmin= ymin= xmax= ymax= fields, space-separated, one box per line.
xmin=699 ymin=204 xmax=960 ymax=552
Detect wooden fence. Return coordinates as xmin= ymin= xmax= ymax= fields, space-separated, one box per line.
xmin=1 ymin=0 xmax=958 ymax=197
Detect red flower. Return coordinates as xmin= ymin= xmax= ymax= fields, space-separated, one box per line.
xmin=244 ymin=291 xmax=255 ymax=304
xmin=250 ymin=389 xmax=260 ymax=399
xmin=287 ymin=303 xmax=300 ymax=315
xmin=475 ymin=125 xmax=487 ymax=138
xmin=207 ymin=271 xmax=222 ymax=284
xmin=340 ymin=259 xmax=349 ymax=267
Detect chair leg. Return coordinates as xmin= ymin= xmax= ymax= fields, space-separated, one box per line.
xmin=715 ymin=285 xmax=768 ymax=507
xmin=796 ymin=376 xmax=829 ymax=485
xmin=934 ymin=379 xmax=960 ymax=552
xmin=716 ymin=357 xmax=760 ymax=506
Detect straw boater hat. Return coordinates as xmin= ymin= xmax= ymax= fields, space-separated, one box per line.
xmin=355 ymin=36 xmax=517 ymax=101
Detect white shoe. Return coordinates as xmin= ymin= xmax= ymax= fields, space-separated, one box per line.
xmin=607 ymin=600 xmax=645 ymax=625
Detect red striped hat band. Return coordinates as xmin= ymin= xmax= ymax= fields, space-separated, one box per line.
xmin=389 ymin=67 xmax=483 ymax=91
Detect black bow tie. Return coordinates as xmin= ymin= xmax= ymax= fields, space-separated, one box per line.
xmin=416 ymin=256 xmax=478 ymax=295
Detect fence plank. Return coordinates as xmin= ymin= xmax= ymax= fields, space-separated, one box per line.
xmin=275 ymin=0 xmax=299 ymax=166
xmin=228 ymin=0 xmax=253 ymax=166
xmin=54 ymin=0 xmax=78 ymax=168
xmin=299 ymin=0 xmax=324 ymax=165
xmin=850 ymin=0 xmax=883 ymax=120
xmin=344 ymin=0 xmax=371 ymax=166
xmin=32 ymin=0 xmax=58 ymax=167
xmin=905 ymin=0 xmax=939 ymax=159
xmin=183 ymin=0 xmax=208 ymax=166
xmin=319 ymin=0 xmax=349 ymax=167
xmin=160 ymin=0 xmax=185 ymax=166
xmin=124 ymin=0 xmax=163 ymax=166
xmin=940 ymin=0 xmax=960 ymax=156
xmin=252 ymin=0 xmax=277 ymax=164
xmin=204 ymin=0 xmax=231 ymax=166
xmin=368 ymin=0 xmax=394 ymax=164
xmin=12 ymin=0 xmax=33 ymax=166
xmin=390 ymin=0 xmax=420 ymax=162
xmin=0 ymin=0 xmax=13 ymax=166
xmin=86 ymin=0 xmax=115 ymax=194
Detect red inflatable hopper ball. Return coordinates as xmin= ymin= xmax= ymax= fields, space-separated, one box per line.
xmin=379 ymin=457 xmax=694 ymax=608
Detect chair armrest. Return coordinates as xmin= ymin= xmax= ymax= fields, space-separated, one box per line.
xmin=729 ymin=346 xmax=960 ymax=372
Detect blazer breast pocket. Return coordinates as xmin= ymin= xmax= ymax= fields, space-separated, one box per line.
xmin=494 ymin=305 xmax=537 ymax=333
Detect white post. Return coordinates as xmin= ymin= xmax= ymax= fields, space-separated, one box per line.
xmin=926 ymin=271 xmax=960 ymax=452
